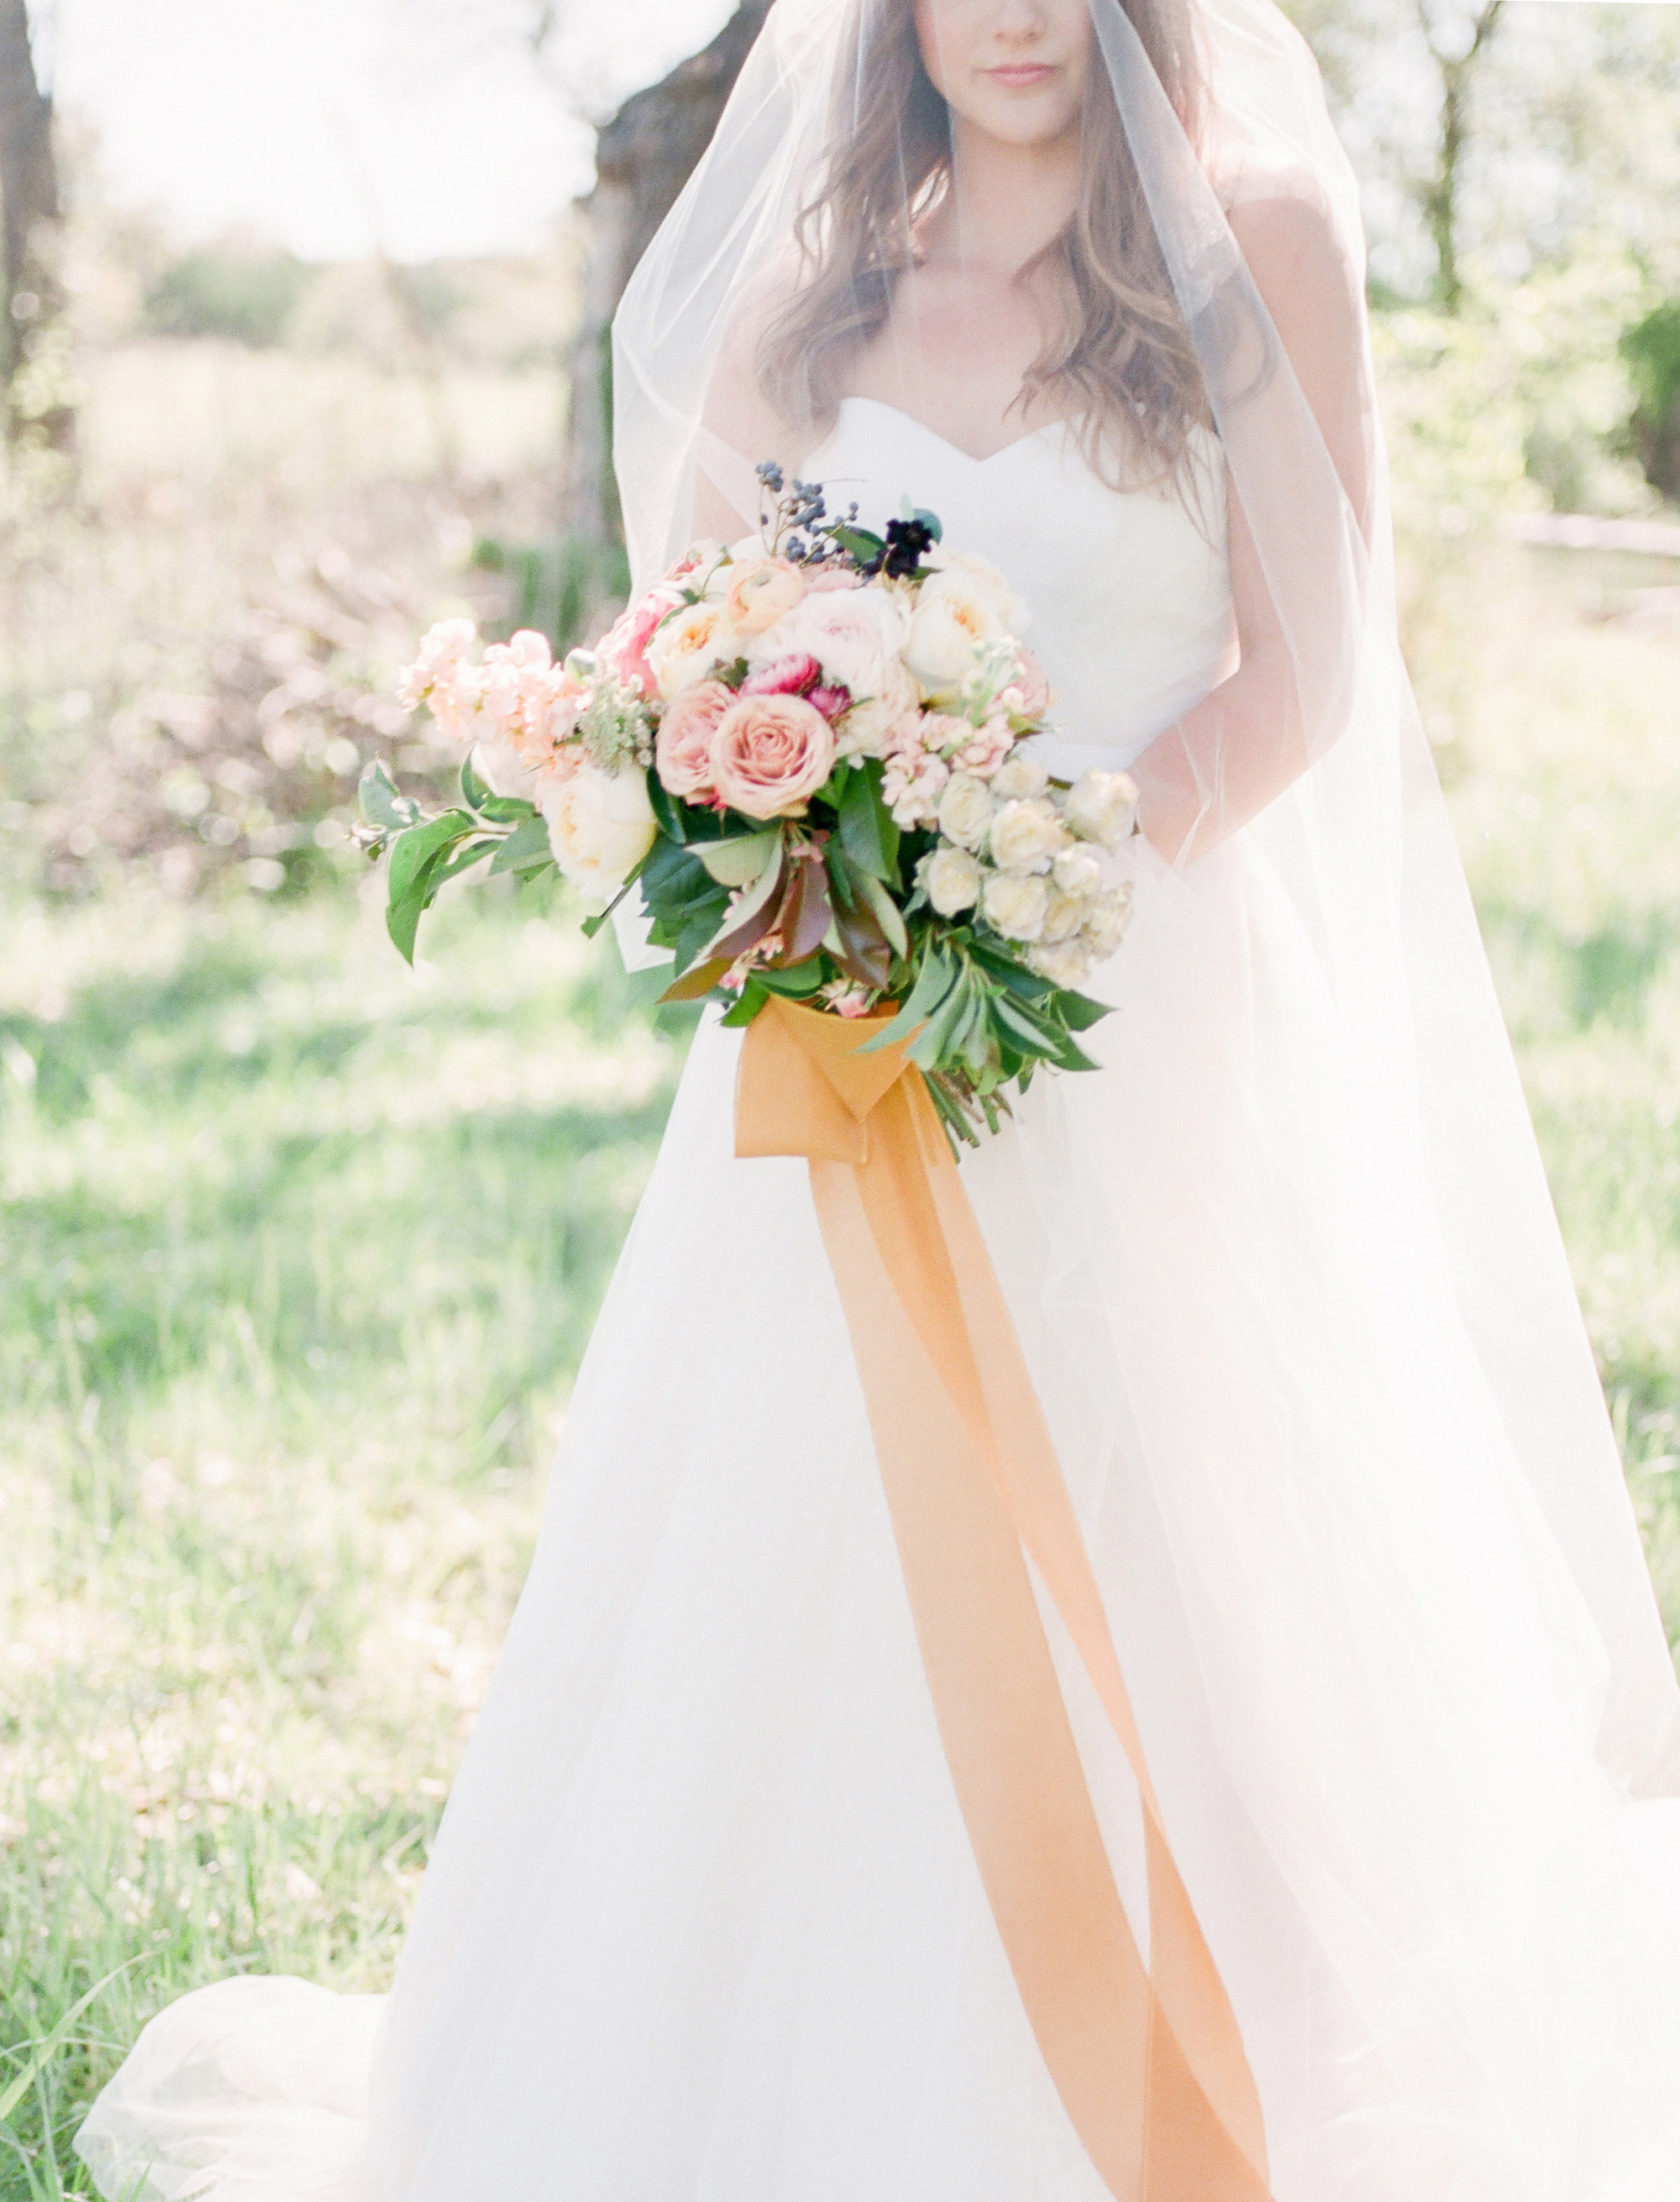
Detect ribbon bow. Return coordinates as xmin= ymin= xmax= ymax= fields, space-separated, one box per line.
xmin=736 ymin=994 xmax=1273 ymax=2202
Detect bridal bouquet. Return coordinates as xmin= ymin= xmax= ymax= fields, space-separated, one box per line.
xmin=363 ymin=466 xmax=1137 ymax=1142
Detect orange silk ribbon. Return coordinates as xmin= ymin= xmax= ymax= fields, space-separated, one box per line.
xmin=735 ymin=994 xmax=1273 ymax=2202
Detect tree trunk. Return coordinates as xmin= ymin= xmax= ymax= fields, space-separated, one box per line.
xmin=561 ymin=0 xmax=771 ymax=622
xmin=1416 ymin=0 xmax=1504 ymax=315
xmin=0 ymin=0 xmax=72 ymax=450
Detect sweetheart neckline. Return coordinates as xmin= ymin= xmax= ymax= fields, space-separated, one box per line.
xmin=832 ymin=396 xmax=1066 ymax=470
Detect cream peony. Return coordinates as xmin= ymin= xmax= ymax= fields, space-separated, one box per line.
xmin=648 ymin=602 xmax=739 ymax=700
xmin=1064 ymin=768 xmax=1140 ymax=849
xmin=936 ymin=772 xmax=995 ymax=853
xmin=989 ymin=796 xmax=1067 ymax=875
xmin=980 ymin=870 xmax=1050 ymax=943
xmin=990 ymin=749 xmax=1050 ymax=801
xmin=710 ymin=693 xmax=836 ymax=818
xmin=920 ymin=846 xmax=984 ymax=917
xmin=541 ymin=762 xmax=656 ymax=901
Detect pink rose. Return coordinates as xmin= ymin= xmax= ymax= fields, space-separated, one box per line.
xmin=711 ymin=693 xmax=836 ymax=819
xmin=725 ymin=558 xmax=806 ymax=636
xmin=656 ymin=679 xmax=732 ymax=801
xmin=803 ymin=564 xmax=864 ymax=594
xmin=599 ymin=588 xmax=678 ymax=695
xmin=1008 ymin=647 xmax=1052 ymax=720
xmin=741 ymin=652 xmax=822 ymax=698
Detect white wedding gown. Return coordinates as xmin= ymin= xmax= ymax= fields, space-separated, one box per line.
xmin=79 ymin=403 xmax=1680 ymax=2202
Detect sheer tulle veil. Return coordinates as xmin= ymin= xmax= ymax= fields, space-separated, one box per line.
xmin=614 ymin=0 xmax=1680 ymax=1799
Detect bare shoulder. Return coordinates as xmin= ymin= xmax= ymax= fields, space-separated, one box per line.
xmin=1226 ymin=187 xmax=1359 ymax=333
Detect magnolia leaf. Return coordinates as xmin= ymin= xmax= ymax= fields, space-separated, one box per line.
xmin=659 ymin=954 xmax=732 ymax=1004
xmin=692 ymin=841 xmax=786 ymax=964
xmin=699 ymin=830 xmax=781 ymax=888
xmin=360 ymin=758 xmax=421 ymax=832
xmin=488 ymin=812 xmax=553 ymax=876
xmin=837 ymin=765 xmax=899 ymax=882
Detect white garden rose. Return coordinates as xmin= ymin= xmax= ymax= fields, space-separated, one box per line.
xmin=920 ymin=845 xmax=984 ymax=917
xmin=647 ymin=601 xmax=739 ymax=700
xmin=837 ymin=656 xmax=919 ymax=759
xmin=1082 ymin=884 xmax=1135 ymax=960
xmin=936 ymin=772 xmax=995 ymax=853
xmin=1027 ymin=938 xmax=1095 ymax=989
xmin=905 ymin=587 xmax=1001 ymax=693
xmin=980 ymin=870 xmax=1050 ymax=943
xmin=990 ymin=749 xmax=1049 ymax=801
xmin=989 ymin=796 xmax=1067 ymax=875
xmin=766 ymin=586 xmax=911 ymax=706
xmin=1064 ymin=768 xmax=1140 ymax=849
xmin=1040 ymin=886 xmax=1088 ymax=943
xmin=921 ymin=550 xmax=1029 ymax=636
xmin=1051 ymin=845 xmax=1103 ymax=897
xmin=540 ymin=762 xmax=657 ymax=901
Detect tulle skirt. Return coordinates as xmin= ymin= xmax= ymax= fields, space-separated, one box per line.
xmin=78 ymin=837 xmax=1680 ymax=2202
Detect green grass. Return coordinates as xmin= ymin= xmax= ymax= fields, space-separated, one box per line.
xmin=0 ymin=876 xmax=695 ymax=2194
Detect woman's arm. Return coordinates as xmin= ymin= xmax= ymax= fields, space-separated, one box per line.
xmin=1131 ymin=193 xmax=1371 ymax=864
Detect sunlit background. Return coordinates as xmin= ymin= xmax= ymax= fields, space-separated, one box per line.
xmin=2 ymin=0 xmax=1678 ymax=2189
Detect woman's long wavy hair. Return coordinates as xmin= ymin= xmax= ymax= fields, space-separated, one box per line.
xmin=758 ymin=0 xmax=1213 ymax=492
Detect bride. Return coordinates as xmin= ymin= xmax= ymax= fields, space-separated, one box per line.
xmin=78 ymin=0 xmax=1680 ymax=2196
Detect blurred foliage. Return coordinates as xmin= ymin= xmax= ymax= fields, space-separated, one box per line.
xmin=143 ymin=249 xmax=317 ymax=350
xmin=1621 ymin=300 xmax=1680 ymax=503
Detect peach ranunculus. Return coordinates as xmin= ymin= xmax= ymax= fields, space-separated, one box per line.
xmin=655 ymin=680 xmax=733 ymax=801
xmin=710 ymin=693 xmax=836 ymax=819
xmin=725 ymin=558 xmax=806 ymax=636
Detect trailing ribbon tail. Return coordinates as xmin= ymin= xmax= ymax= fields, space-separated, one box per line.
xmin=736 ymin=994 xmax=1272 ymax=2202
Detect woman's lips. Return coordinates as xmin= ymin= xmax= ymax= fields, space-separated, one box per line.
xmin=985 ymin=62 xmax=1058 ymax=87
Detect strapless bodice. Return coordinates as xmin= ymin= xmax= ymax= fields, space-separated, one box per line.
xmin=804 ymin=397 xmax=1236 ymax=776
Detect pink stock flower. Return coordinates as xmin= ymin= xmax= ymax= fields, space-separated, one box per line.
xmin=711 ymin=693 xmax=836 ymax=819
xmin=599 ymin=588 xmax=679 ymax=696
xmin=656 ymin=679 xmax=733 ymax=801
xmin=740 ymin=652 xmax=822 ymax=699
xmin=954 ymin=712 xmax=1015 ymax=779
xmin=1009 ymin=647 xmax=1052 ymax=720
xmin=725 ymin=558 xmax=806 ymax=635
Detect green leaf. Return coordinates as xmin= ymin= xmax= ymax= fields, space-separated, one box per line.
xmin=659 ymin=954 xmax=732 ymax=1003
xmin=829 ymin=525 xmax=884 ymax=565
xmin=720 ymin=979 xmax=770 ymax=1027
xmin=387 ymin=809 xmax=474 ymax=907
xmin=993 ymin=995 xmax=1060 ymax=1054
xmin=1057 ymin=989 xmax=1111 ymax=1032
xmin=837 ymin=762 xmax=900 ymax=882
xmin=360 ymin=757 xmax=421 ymax=832
xmin=860 ymin=943 xmax=953 ymax=1054
xmin=909 ymin=970 xmax=973 ymax=1071
xmin=488 ymin=812 xmax=554 ymax=877
xmin=754 ymin=958 xmax=827 ymax=997
xmin=698 ymin=829 xmax=781 ymax=887
xmin=855 ymin=866 xmax=909 ymax=957
xmin=0 ymin=1957 xmax=144 ymax=2124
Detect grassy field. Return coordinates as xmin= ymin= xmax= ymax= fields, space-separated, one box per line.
xmin=1 ymin=344 xmax=1678 ymax=2196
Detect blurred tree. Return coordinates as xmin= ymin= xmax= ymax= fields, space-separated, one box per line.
xmin=0 ymin=0 xmax=72 ymax=449
xmin=1415 ymin=0 xmax=1505 ymax=310
xmin=560 ymin=0 xmax=770 ymax=623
